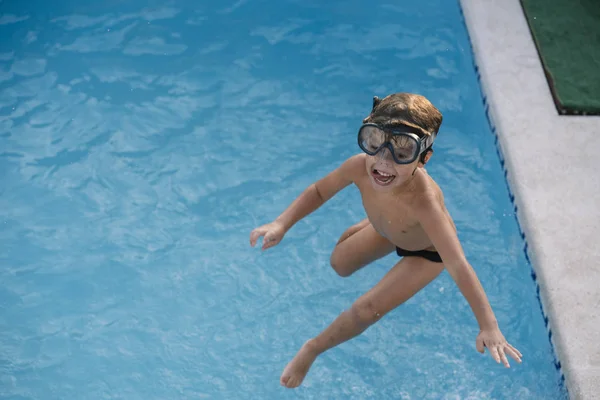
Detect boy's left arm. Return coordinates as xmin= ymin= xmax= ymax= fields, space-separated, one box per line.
xmin=415 ymin=193 xmax=523 ymax=368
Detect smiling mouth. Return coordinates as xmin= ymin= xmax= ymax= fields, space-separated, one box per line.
xmin=371 ymin=169 xmax=396 ymax=186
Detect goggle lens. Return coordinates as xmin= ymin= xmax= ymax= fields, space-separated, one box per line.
xmin=358 ymin=125 xmax=420 ymax=164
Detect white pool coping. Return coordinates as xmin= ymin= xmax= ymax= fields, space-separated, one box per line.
xmin=460 ymin=0 xmax=600 ymax=399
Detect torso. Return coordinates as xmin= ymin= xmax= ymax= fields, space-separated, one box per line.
xmin=352 ymin=155 xmax=456 ymax=252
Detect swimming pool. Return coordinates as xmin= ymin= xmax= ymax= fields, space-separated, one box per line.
xmin=0 ymin=0 xmax=568 ymax=398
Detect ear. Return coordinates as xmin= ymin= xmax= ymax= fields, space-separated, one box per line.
xmin=419 ymin=149 xmax=433 ymax=167
xmin=372 ymin=96 xmax=381 ymax=112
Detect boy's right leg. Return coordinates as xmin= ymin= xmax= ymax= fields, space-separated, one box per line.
xmin=330 ymin=218 xmax=396 ymax=277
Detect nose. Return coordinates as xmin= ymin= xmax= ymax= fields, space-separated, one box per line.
xmin=376 ymin=145 xmax=394 ymax=162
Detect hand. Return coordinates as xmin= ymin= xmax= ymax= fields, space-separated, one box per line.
xmin=476 ymin=327 xmax=522 ymax=368
xmin=249 ymin=220 xmax=286 ymax=251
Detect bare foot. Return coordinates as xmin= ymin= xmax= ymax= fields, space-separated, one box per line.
xmin=280 ymin=340 xmax=320 ymax=388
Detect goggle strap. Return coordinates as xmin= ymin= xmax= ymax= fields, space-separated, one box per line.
xmin=422 ymin=132 xmax=436 ymax=153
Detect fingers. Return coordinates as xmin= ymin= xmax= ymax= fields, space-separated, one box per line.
xmin=489 ymin=343 xmax=522 ymax=368
xmin=498 ymin=347 xmax=510 ymax=368
xmin=490 ymin=345 xmax=502 ymax=365
xmin=475 ymin=336 xmax=485 ymax=354
xmin=508 ymin=343 xmax=523 ymax=359
xmin=249 ymin=227 xmax=266 ymax=247
xmin=261 ymin=234 xmax=280 ymax=250
xmin=505 ymin=345 xmax=521 ymax=364
xmin=477 ymin=330 xmax=523 ymax=368
xmin=250 ymin=226 xmax=282 ymax=250
xmin=505 ymin=344 xmax=523 ymax=364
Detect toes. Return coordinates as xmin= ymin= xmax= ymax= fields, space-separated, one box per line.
xmin=280 ymin=375 xmax=300 ymax=389
xmin=287 ymin=378 xmax=298 ymax=388
xmin=280 ymin=376 xmax=289 ymax=387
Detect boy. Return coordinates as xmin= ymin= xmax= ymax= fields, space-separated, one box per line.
xmin=249 ymin=93 xmax=522 ymax=389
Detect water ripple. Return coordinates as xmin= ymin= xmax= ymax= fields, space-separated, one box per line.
xmin=53 ymin=22 xmax=138 ymax=53
xmin=0 ymin=14 xmax=29 ymax=25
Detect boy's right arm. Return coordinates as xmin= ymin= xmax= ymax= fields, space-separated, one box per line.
xmin=250 ymin=154 xmax=363 ymax=249
xmin=276 ymin=154 xmax=361 ymax=231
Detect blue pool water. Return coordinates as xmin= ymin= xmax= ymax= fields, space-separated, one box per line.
xmin=0 ymin=0 xmax=567 ymax=399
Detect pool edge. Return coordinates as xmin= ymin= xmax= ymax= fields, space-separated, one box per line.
xmin=459 ymin=0 xmax=600 ymax=399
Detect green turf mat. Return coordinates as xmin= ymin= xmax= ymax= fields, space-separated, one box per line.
xmin=520 ymin=0 xmax=600 ymax=115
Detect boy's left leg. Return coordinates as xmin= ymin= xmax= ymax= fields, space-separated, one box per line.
xmin=280 ymin=256 xmax=445 ymax=388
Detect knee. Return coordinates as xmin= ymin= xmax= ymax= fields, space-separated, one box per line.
xmin=329 ymin=251 xmax=353 ymax=277
xmin=349 ymin=299 xmax=383 ymax=327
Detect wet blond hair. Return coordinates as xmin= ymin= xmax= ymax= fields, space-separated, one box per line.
xmin=363 ymin=93 xmax=443 ymax=137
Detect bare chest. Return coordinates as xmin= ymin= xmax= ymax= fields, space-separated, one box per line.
xmin=360 ymin=192 xmax=421 ymax=242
